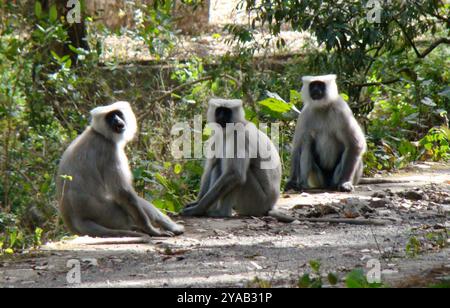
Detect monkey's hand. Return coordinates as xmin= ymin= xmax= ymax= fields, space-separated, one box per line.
xmin=338 ymin=182 xmax=354 ymax=192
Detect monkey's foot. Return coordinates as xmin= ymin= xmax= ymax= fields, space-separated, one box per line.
xmin=338 ymin=182 xmax=354 ymax=192
xmin=157 ymin=230 xmax=176 ymax=237
xmin=181 ymin=206 xmax=204 ymax=217
xmin=143 ymin=224 xmax=174 ymax=237
xmin=284 ymin=181 xmax=302 ymax=192
xmin=184 ymin=202 xmax=199 ymax=209
xmin=168 ymin=224 xmax=185 ymax=235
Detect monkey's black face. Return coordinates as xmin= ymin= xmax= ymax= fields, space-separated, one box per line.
xmin=215 ymin=107 xmax=233 ymax=128
xmin=309 ymin=81 xmax=326 ymax=101
xmin=106 ymin=110 xmax=126 ymax=134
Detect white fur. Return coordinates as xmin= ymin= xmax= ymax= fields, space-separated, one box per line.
xmin=302 ymin=74 xmax=340 ymax=107
xmin=207 ymin=99 xmax=246 ymax=124
xmin=90 ymin=101 xmax=137 ymax=145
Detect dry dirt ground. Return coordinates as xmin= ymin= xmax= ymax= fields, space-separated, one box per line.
xmin=0 ymin=163 xmax=449 ymax=288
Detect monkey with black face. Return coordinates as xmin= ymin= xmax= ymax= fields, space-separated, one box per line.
xmin=285 ymin=75 xmax=367 ymax=192
xmin=182 ymin=99 xmax=294 ymax=222
xmin=56 ymin=102 xmax=184 ymax=238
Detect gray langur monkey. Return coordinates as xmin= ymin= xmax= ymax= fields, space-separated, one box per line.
xmin=285 ymin=75 xmax=367 ymax=193
xmin=182 ymin=99 xmax=294 ymax=222
xmin=56 ymin=101 xmax=184 ymax=238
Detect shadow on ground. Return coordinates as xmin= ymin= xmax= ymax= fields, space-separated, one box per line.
xmin=1 ymin=163 xmax=449 ymax=288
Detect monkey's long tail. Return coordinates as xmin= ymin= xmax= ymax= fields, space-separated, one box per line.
xmin=79 ymin=236 xmax=152 ymax=245
xmin=297 ymin=218 xmax=389 ymax=226
xmin=359 ymin=178 xmax=410 ymax=185
xmin=268 ymin=210 xmax=297 ymax=223
xmin=269 ymin=210 xmax=392 ymax=226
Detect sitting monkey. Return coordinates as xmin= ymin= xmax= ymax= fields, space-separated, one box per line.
xmin=57 ymin=102 xmax=184 ymax=238
xmin=182 ymin=99 xmax=294 ymax=222
xmin=285 ymin=75 xmax=367 ymax=192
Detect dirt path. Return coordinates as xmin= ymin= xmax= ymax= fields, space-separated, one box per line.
xmin=1 ymin=163 xmax=449 ymax=288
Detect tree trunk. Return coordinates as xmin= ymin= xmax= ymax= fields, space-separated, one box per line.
xmin=39 ymin=0 xmax=89 ymax=65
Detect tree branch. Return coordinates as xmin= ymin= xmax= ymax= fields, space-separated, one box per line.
xmin=352 ymin=78 xmax=401 ymax=89
xmin=410 ymin=0 xmax=449 ymax=24
xmin=417 ymin=37 xmax=450 ymax=58
xmin=393 ymin=18 xmax=450 ymax=58
xmin=393 ymin=18 xmax=421 ymax=58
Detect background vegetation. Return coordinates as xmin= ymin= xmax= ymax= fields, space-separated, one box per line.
xmin=0 ymin=0 xmax=448 ymax=252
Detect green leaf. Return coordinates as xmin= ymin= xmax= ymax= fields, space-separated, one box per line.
xmin=164 ymin=162 xmax=172 ymax=169
xmin=341 ymin=93 xmax=350 ymax=101
xmin=51 ymin=50 xmax=61 ymax=62
xmin=9 ymin=230 xmax=17 ymax=248
xmin=400 ymin=68 xmax=418 ymax=81
xmin=424 ymin=143 xmax=433 ymax=151
xmin=203 ymin=125 xmax=213 ymax=137
xmin=438 ymin=87 xmax=450 ymax=99
xmin=35 ymin=1 xmax=43 ymax=19
xmin=155 ymin=173 xmax=169 ymax=189
xmin=309 ymin=260 xmax=321 ymax=273
xmin=345 ymin=269 xmax=367 ymax=288
xmin=60 ymin=175 xmax=73 ymax=181
xmin=258 ymin=98 xmax=292 ymax=113
xmin=153 ymin=199 xmax=175 ymax=212
xmin=174 ymin=164 xmax=183 ymax=175
xmin=421 ymin=97 xmax=437 ymax=107
xmin=345 ymin=269 xmax=383 ymax=288
xmin=298 ymin=274 xmax=312 ymax=288
xmin=34 ymin=228 xmax=43 ymax=247
xmin=153 ymin=199 xmax=166 ymax=210
xmin=64 ymin=59 xmax=72 ymax=69
xmin=49 ymin=5 xmax=58 ymax=23
xmin=290 ymin=90 xmax=302 ymax=104
xmin=328 ymin=273 xmax=338 ymax=285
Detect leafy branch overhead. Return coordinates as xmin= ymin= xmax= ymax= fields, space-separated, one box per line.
xmin=231 ymin=0 xmax=449 ymax=99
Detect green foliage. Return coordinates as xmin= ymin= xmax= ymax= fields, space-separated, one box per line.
xmin=259 ymin=98 xmax=293 ymax=114
xmin=406 ymin=236 xmax=422 ymax=258
xmin=297 ymin=260 xmax=339 ymax=288
xmin=247 ymin=277 xmax=272 ymax=288
xmin=406 ymin=230 xmax=448 ymax=258
xmin=345 ymin=269 xmax=384 ymax=289
xmin=133 ymin=1 xmax=177 ymax=59
xmin=327 ymin=272 xmax=339 ymax=286
xmin=298 ymin=260 xmax=323 ymax=288
xmin=429 ymin=279 xmax=450 ymax=289
xmin=419 ymin=127 xmax=450 ymax=161
xmin=298 ymin=273 xmax=322 ymax=289
xmin=235 ymin=0 xmax=448 ymax=80
xmin=134 ymin=160 xmax=203 ymax=213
